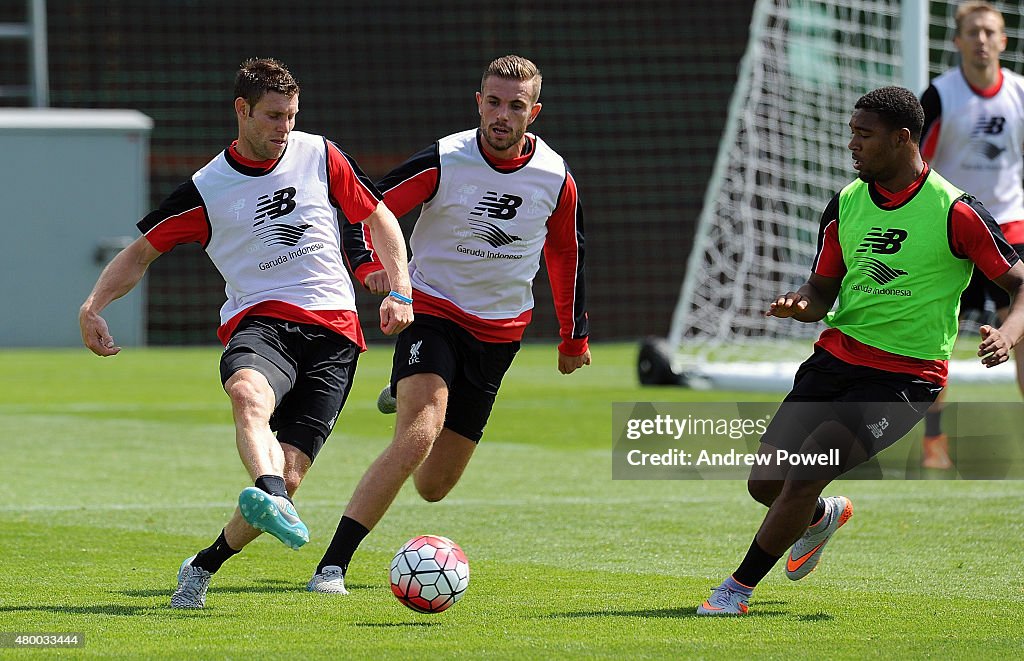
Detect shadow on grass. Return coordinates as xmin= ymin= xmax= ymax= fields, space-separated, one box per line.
xmin=118 ymin=578 xmax=377 ymax=599
xmin=353 ymin=622 xmax=437 ymax=628
xmin=0 ymin=604 xmax=155 ymax=616
xmin=543 ymin=599 xmax=805 ymax=620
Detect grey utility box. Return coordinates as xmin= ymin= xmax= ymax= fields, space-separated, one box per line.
xmin=0 ymin=108 xmax=153 ymax=347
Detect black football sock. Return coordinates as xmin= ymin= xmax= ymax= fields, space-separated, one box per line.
xmin=924 ymin=410 xmax=943 ymax=437
xmin=191 ymin=530 xmax=240 ymax=574
xmin=318 ymin=516 xmax=370 ymax=574
xmin=732 ymin=538 xmax=783 ymax=588
xmin=254 ymin=474 xmax=291 ymax=503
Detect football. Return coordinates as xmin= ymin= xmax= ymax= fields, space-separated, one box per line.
xmin=389 ymin=535 xmax=470 ymax=613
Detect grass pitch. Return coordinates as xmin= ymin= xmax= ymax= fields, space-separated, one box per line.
xmin=0 ymin=343 xmax=1021 ymax=659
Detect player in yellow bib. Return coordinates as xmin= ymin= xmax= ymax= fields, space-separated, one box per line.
xmin=697 ymin=86 xmax=1024 ymax=616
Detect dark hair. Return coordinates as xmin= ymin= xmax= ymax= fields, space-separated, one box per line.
xmin=854 ymin=86 xmax=925 ymax=143
xmin=234 ymin=58 xmax=300 ymax=108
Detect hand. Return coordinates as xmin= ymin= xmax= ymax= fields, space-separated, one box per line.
xmin=978 ymin=324 xmax=1011 ymax=367
xmin=558 ymin=348 xmax=591 ymax=375
xmin=766 ymin=292 xmax=810 ymax=318
xmin=80 ymin=309 xmax=121 ymax=356
xmin=364 ymin=270 xmax=390 ymax=296
xmin=379 ymin=297 xmax=413 ymax=336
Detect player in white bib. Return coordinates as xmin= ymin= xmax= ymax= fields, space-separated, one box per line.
xmin=307 ymin=55 xmax=592 ymax=595
xmin=79 ymin=58 xmax=413 ymax=608
xmin=918 ymin=1 xmax=1024 ymax=469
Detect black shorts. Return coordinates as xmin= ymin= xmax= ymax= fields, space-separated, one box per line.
xmin=960 ymin=243 xmax=1024 ymax=314
xmin=759 ymin=347 xmax=942 ymax=477
xmin=219 ymin=316 xmax=359 ymax=462
xmin=389 ymin=314 xmax=520 ymax=443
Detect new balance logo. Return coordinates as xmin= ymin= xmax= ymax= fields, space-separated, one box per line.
xmin=856 ymin=228 xmax=907 ymax=255
xmin=471 ymin=192 xmax=522 ymax=220
xmin=866 ymin=417 xmax=889 ymax=439
xmin=253 ymin=187 xmax=297 ymax=225
xmin=255 ymin=223 xmax=312 ymax=247
xmin=408 ymin=340 xmax=422 ymax=365
xmin=468 ymin=220 xmax=521 ymax=248
xmin=972 ymin=116 xmax=1005 ymax=136
xmin=251 ymin=187 xmax=307 ymax=246
xmin=856 ymin=257 xmax=907 ymax=285
xmin=467 ymin=191 xmax=524 ymax=247
xmin=972 ymin=141 xmax=1005 ymax=160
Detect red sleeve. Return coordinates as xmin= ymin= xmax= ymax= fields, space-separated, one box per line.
xmin=813 ymin=219 xmax=846 ymax=278
xmin=920 ymin=119 xmax=941 ymax=161
xmin=543 ymin=171 xmax=589 ymax=356
xmin=326 ymin=140 xmax=383 ymax=224
xmin=812 ymin=194 xmax=846 ymax=278
xmin=377 ymin=142 xmax=441 ymax=217
xmin=950 ymin=197 xmax=1019 ymax=279
xmin=137 ymin=180 xmax=209 ymax=252
xmin=383 ymin=169 xmax=438 ymax=218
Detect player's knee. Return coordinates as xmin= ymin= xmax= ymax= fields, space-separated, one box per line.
xmin=225 ymin=373 xmax=273 ymax=416
xmin=413 ymin=473 xmax=454 ymax=503
xmin=747 ymin=478 xmax=781 ymax=506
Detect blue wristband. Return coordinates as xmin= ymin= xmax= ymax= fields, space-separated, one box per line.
xmin=388 ymin=291 xmax=413 ymax=305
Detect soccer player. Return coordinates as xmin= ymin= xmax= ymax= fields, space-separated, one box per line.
xmin=696 ymin=86 xmax=1024 ymax=616
xmin=306 ymin=54 xmax=591 ymax=595
xmin=918 ymin=1 xmax=1024 ymax=469
xmin=78 ymin=58 xmax=414 ymax=609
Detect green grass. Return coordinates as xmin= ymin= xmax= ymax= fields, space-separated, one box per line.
xmin=0 ymin=343 xmax=1021 ymax=659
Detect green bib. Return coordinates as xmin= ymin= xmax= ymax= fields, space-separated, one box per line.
xmin=826 ymin=171 xmax=974 ymax=359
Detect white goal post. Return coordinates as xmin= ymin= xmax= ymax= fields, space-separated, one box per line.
xmin=655 ymin=0 xmax=1023 ymax=390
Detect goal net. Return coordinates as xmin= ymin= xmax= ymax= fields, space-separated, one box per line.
xmin=660 ymin=0 xmax=1024 ymax=389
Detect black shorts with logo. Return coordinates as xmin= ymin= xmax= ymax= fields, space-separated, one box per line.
xmin=758 ymin=347 xmax=942 ymax=477
xmin=389 ymin=314 xmax=520 ymax=443
xmin=219 ymin=316 xmax=359 ymax=462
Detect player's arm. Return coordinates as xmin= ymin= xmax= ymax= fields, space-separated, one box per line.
xmin=544 ymin=170 xmax=590 ymax=374
xmin=79 ymin=236 xmax=161 ymax=356
xmin=767 ymin=193 xmax=843 ymax=322
xmin=952 ymin=195 xmax=1024 ymax=365
xmin=984 ymin=262 xmax=1024 ymax=365
xmin=361 ymin=202 xmax=414 ymax=336
xmin=766 ymin=273 xmax=841 ymax=322
xmin=80 ymin=179 xmax=207 ymax=356
xmin=341 ymin=143 xmax=439 ymax=294
xmin=340 ymin=219 xmax=388 ymax=295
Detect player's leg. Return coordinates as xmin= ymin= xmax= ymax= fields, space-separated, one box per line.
xmin=412 ymin=338 xmax=517 ymax=502
xmin=923 ymin=270 xmax=991 ymax=469
xmin=308 ymin=372 xmax=448 ymax=595
xmin=223 ymin=444 xmax=313 ymax=549
xmin=241 ymin=325 xmax=359 ymax=557
xmin=172 ymin=318 xmax=300 ymax=609
xmin=413 ymin=428 xmax=476 ymax=502
xmin=172 ymin=443 xmax=314 ymax=609
xmin=221 ymin=319 xmax=316 ymax=550
xmin=344 ymin=372 xmax=449 ymax=528
xmin=921 ymin=392 xmax=951 ymax=469
xmin=699 ymin=352 xmax=940 ymax=615
xmin=310 ymin=316 xmax=456 ymax=594
xmin=699 ymin=434 xmax=843 ymax=617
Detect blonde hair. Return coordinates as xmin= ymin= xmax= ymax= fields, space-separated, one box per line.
xmin=481 ymin=55 xmax=542 ymax=103
xmin=955 ymin=1 xmax=1004 ymax=36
